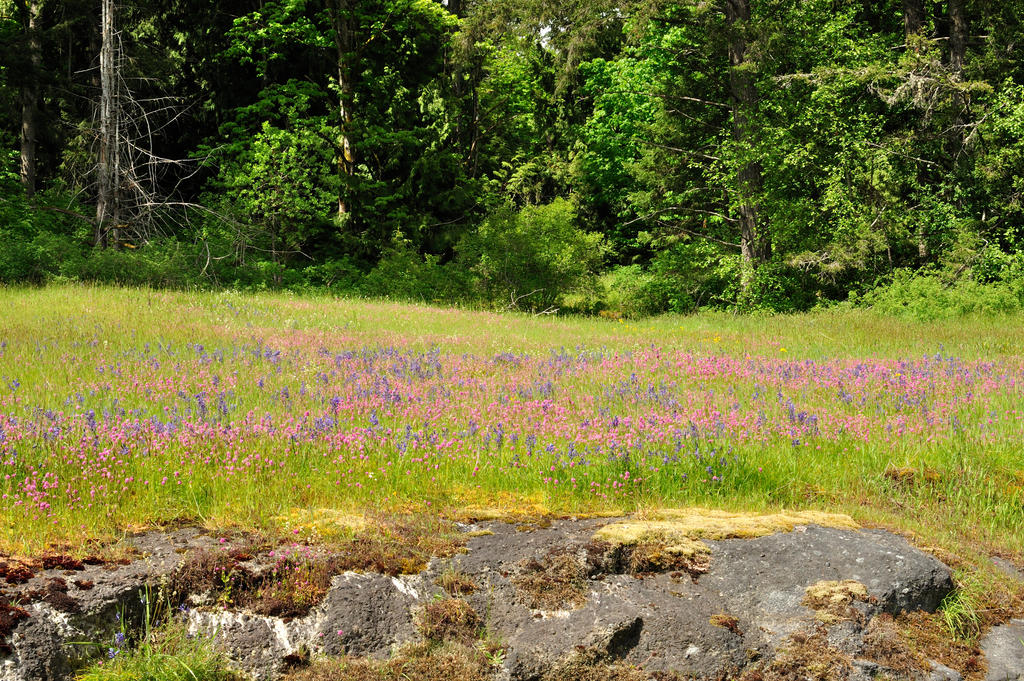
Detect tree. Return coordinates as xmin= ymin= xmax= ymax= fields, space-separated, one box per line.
xmin=94 ymin=0 xmax=118 ymax=247
xmin=725 ymin=0 xmax=768 ymax=285
xmin=17 ymin=0 xmax=40 ymax=199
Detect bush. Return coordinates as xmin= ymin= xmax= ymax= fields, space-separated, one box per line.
xmin=630 ymin=241 xmax=738 ymax=315
xmin=361 ymin=241 xmax=468 ymax=303
xmin=601 ymin=265 xmax=669 ymax=318
xmin=859 ymin=269 xmax=1021 ymax=321
xmin=457 ymin=199 xmax=605 ymax=311
xmin=301 ymin=258 xmax=363 ymax=292
xmin=735 ymin=262 xmax=818 ymax=314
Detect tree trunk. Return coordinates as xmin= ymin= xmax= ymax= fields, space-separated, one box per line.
xmin=949 ymin=0 xmax=966 ymax=73
xmin=20 ymin=0 xmax=41 ymax=199
xmin=332 ymin=0 xmax=355 ymax=219
xmin=901 ymin=0 xmax=929 ymax=260
xmin=95 ymin=0 xmax=120 ymax=248
xmin=447 ymin=0 xmax=464 ymax=18
xmin=902 ymin=0 xmax=923 ymax=44
xmin=725 ymin=0 xmax=768 ymax=286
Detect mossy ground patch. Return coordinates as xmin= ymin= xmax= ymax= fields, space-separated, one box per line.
xmin=802 ymin=579 xmax=870 ymax=623
xmin=273 ymin=508 xmax=368 ymax=541
xmin=593 ymin=508 xmax=857 ymax=558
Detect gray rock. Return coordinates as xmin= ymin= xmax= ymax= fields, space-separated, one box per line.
xmin=1 ymin=528 xmax=215 ymax=681
xmin=982 ymin=619 xmax=1024 ymax=680
xmin=2 ymin=603 xmax=72 ymax=681
xmin=186 ymin=610 xmax=300 ymax=680
xmin=0 ymin=520 xmax=963 ymax=681
xmin=993 ymin=558 xmax=1024 ymax=583
xmin=929 ymin=660 xmax=964 ymax=681
xmin=438 ymin=519 xmax=954 ymax=681
xmin=314 ymin=573 xmax=421 ymax=657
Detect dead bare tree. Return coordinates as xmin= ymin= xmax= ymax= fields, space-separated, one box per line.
xmin=94 ymin=0 xmax=117 ymax=246
xmin=89 ymin=0 xmax=205 ymax=248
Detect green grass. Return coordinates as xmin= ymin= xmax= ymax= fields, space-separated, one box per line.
xmin=0 ymin=284 xmax=1021 ymax=619
xmin=75 ymin=624 xmax=236 ymax=681
xmin=73 ymin=592 xmax=237 ymax=681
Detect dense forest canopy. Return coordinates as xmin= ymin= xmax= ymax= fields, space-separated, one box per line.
xmin=2 ymin=0 xmax=1024 ymax=316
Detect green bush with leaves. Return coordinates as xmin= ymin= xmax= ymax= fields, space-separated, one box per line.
xmin=457 ymin=199 xmax=605 ymax=311
xmin=361 ymin=240 xmax=468 ymax=303
xmin=859 ymin=270 xmax=1021 ymax=321
xmin=736 ymin=262 xmax=819 ymax=314
xmin=598 ymin=265 xmax=665 ymax=318
xmin=206 ymin=117 xmax=339 ymax=267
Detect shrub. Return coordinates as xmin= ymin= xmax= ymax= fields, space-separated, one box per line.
xmin=601 ymin=265 xmax=669 ymax=318
xmin=361 ymin=241 xmax=468 ymax=303
xmin=735 ymin=262 xmax=818 ymax=314
xmin=860 ymin=269 xmax=1021 ymax=321
xmin=457 ymin=199 xmax=605 ymax=311
xmin=301 ymin=258 xmax=363 ymax=292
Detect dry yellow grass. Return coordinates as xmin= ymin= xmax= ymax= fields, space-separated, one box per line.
xmin=273 ymin=508 xmax=368 ymax=540
xmin=593 ymin=508 xmax=859 ymax=554
xmin=802 ymin=579 xmax=870 ymax=623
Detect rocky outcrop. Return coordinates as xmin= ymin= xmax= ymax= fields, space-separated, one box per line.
xmin=982 ymin=619 xmax=1024 ymax=681
xmin=0 ymin=518 xmax=979 ymax=681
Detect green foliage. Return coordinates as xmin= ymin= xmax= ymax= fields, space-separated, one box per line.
xmin=75 ymin=613 xmax=236 ymax=681
xmin=858 ymin=270 xmax=1022 ymax=321
xmin=600 ymin=265 xmax=667 ymax=319
xmin=207 ymin=116 xmax=338 ymax=261
xmin=361 ymin=240 xmax=468 ymax=302
xmin=736 ymin=263 xmax=819 ymax=315
xmin=4 ymin=0 xmax=1024 ymax=315
xmin=457 ymin=199 xmax=605 ymax=310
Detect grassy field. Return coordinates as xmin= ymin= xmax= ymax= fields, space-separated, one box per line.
xmin=1 ymin=285 xmax=1022 ymax=592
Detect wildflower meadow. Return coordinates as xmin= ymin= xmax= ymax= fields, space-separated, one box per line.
xmin=1 ymin=286 xmax=1022 ymax=561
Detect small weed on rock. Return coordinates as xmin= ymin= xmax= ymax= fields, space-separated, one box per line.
xmin=417 ymin=598 xmax=480 ymax=644
xmin=436 ymin=569 xmax=477 ymax=596
xmin=513 ymin=548 xmax=587 ymax=610
xmin=709 ymin=613 xmax=743 ymax=636
xmin=742 ymin=629 xmax=851 ymax=681
xmin=284 ymin=641 xmax=494 ymax=681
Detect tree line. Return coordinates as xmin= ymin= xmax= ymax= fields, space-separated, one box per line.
xmin=2 ymin=0 xmax=1024 ymax=316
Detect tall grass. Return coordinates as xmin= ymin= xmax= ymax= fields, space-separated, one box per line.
xmin=0 ymin=284 xmax=1021 ymax=571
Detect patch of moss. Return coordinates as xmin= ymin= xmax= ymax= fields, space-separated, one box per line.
xmin=802 ymin=580 xmax=870 ymax=624
xmin=284 ymin=641 xmax=496 ymax=681
xmin=449 ymin=489 xmax=553 ymax=523
xmin=600 ymin=508 xmax=858 ymax=544
xmin=0 ymin=558 xmax=35 ymax=585
xmin=273 ymin=509 xmax=367 ymax=541
xmin=883 ymin=466 xmax=942 ymax=490
xmin=591 ymin=522 xmax=709 ymax=559
xmin=513 ymin=548 xmax=587 ymax=611
xmin=741 ymin=629 xmax=851 ymax=681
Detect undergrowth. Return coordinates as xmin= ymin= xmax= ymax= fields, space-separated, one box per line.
xmin=73 ymin=589 xmax=238 ymax=681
